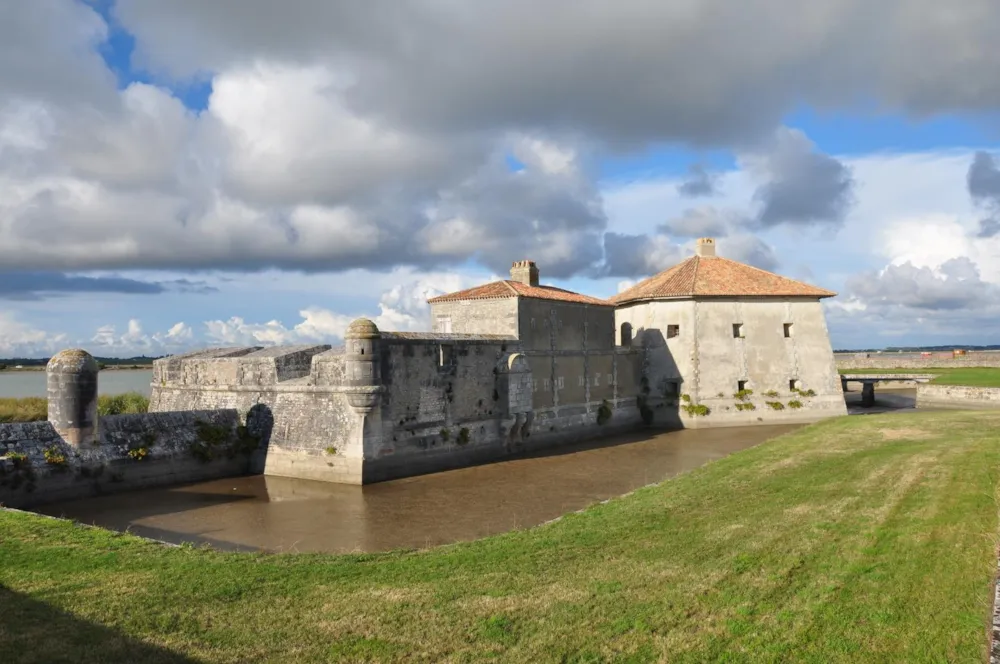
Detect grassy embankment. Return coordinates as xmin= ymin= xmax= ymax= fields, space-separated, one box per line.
xmin=839 ymin=366 xmax=1000 ymax=387
xmin=2 ymin=410 xmax=999 ymax=662
xmin=0 ymin=392 xmax=149 ymax=424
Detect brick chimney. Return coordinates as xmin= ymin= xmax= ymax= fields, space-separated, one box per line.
xmin=510 ymin=260 xmax=539 ymax=286
xmin=695 ymin=237 xmax=716 ymax=257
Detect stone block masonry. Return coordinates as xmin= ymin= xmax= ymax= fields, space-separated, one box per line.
xmin=0 ymin=409 xmax=253 ymax=510
xmin=916 ymin=384 xmax=1000 ymax=410
xmin=836 ymin=351 xmax=1000 ymax=370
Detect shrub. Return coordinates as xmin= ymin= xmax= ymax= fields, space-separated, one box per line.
xmin=733 ymin=389 xmax=754 ymax=401
xmin=788 ymin=400 xmax=804 ymax=409
xmin=98 ymin=392 xmax=149 ymax=416
xmin=324 ymin=446 xmax=337 ymax=456
xmin=0 ymin=397 xmax=47 ymax=423
xmin=596 ymin=400 xmax=613 ymax=425
xmin=439 ymin=428 xmax=450 ymax=442
xmin=457 ymin=428 xmax=470 ymax=446
xmin=43 ymin=446 xmax=68 ymax=467
xmin=735 ymin=402 xmax=756 ymax=412
xmin=682 ymin=403 xmax=711 ymax=417
xmin=763 ymin=390 xmax=779 ymax=398
xmin=765 ymin=401 xmax=785 ymax=411
xmin=127 ymin=447 xmax=150 ymax=461
xmin=680 ymin=394 xmax=691 ymax=403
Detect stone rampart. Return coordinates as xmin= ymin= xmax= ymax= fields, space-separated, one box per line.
xmin=836 ymin=351 xmax=1000 ymax=370
xmin=916 ymin=384 xmax=1000 ymax=410
xmin=0 ymin=409 xmax=254 ymax=509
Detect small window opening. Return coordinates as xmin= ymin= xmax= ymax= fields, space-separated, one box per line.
xmin=439 ymin=344 xmax=454 ymax=366
xmin=789 ymin=379 xmax=801 ymax=391
xmin=620 ymin=322 xmax=633 ymax=346
xmin=733 ymin=323 xmax=744 ymax=338
xmin=665 ymin=381 xmax=680 ymax=396
xmin=783 ymin=323 xmax=793 ymax=338
xmin=667 ymin=324 xmax=680 ymax=338
xmin=737 ymin=380 xmax=748 ymax=392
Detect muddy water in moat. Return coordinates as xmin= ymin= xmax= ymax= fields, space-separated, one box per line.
xmin=38 ymin=424 xmax=802 ymax=554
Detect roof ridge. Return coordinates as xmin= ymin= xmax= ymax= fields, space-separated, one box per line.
xmin=501 ymin=280 xmax=520 ymax=296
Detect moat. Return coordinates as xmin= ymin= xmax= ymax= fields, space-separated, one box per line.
xmin=38 ymin=424 xmax=802 ymax=553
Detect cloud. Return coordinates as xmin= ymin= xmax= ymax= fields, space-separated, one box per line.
xmin=677 ymin=164 xmax=718 ymax=198
xmin=658 ymin=206 xmax=738 ymax=239
xmin=968 ymin=151 xmax=1000 ymax=238
xmin=847 ymin=257 xmax=999 ymax=311
xmin=747 ymin=128 xmax=855 ymax=228
xmin=0 ymin=313 xmax=66 ymax=357
xmin=717 ymin=235 xmax=779 ymax=272
xmin=91 ymin=319 xmax=194 ymax=355
xmin=114 ymin=0 xmax=1000 ymax=147
xmin=0 ymin=271 xmax=214 ymax=300
xmin=596 ymin=232 xmax=686 ymax=279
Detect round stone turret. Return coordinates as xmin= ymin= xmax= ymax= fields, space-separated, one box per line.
xmin=46 ymin=348 xmax=99 ymax=447
xmin=344 ymin=318 xmax=382 ymax=414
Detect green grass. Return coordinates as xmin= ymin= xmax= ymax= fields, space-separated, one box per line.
xmin=839 ymin=366 xmax=1000 ymax=387
xmin=2 ymin=411 xmax=999 ymax=662
xmin=0 ymin=393 xmax=149 ymax=423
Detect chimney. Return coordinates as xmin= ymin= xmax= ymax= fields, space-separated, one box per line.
xmin=695 ymin=237 xmax=716 ymax=257
xmin=510 ymin=260 xmax=540 ymax=286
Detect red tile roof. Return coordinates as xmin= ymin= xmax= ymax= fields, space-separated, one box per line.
xmin=428 ymin=280 xmax=613 ymax=306
xmin=609 ymin=255 xmax=837 ymax=305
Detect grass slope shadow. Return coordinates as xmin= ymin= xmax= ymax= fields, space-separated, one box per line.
xmin=0 ymin=585 xmax=198 ymax=664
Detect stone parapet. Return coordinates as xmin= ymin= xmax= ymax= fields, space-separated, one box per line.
xmin=916 ymin=384 xmax=1000 ymax=410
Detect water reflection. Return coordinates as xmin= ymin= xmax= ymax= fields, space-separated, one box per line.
xmin=39 ymin=424 xmax=802 ymax=554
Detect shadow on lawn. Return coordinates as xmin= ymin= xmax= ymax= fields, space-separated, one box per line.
xmin=0 ymin=585 xmax=197 ymax=664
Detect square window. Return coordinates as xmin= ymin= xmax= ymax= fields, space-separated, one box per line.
xmin=665 ymin=381 xmax=680 ymax=396
xmin=783 ymin=323 xmax=793 ymax=338
xmin=733 ymin=323 xmax=744 ymax=338
xmin=607 ymin=373 xmax=613 ymax=385
xmin=737 ymin=380 xmax=748 ymax=392
xmin=557 ymin=377 xmax=565 ymax=389
xmin=436 ymin=316 xmax=452 ymax=333
xmin=667 ymin=324 xmax=680 ymax=338
xmin=544 ymin=378 xmax=551 ymax=390
xmin=594 ymin=374 xmax=600 ymax=386
xmin=789 ymin=379 xmax=801 ymax=391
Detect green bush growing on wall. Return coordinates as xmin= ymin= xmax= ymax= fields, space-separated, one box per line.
xmin=735 ymin=402 xmax=756 ymax=412
xmin=457 ymin=428 xmax=470 ymax=446
xmin=43 ymin=446 xmax=68 ymax=468
xmin=596 ymin=400 xmax=613 ymax=425
xmin=682 ymin=403 xmax=711 ymax=417
xmin=763 ymin=390 xmax=779 ymax=398
xmin=788 ymin=400 xmax=804 ymax=409
xmin=765 ymin=401 xmax=785 ymax=411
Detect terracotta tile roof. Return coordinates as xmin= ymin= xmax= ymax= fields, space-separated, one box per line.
xmin=609 ymin=256 xmax=837 ymax=305
xmin=428 ymin=280 xmax=613 ymax=306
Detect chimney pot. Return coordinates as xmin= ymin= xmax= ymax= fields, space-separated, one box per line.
xmin=510 ymin=259 xmax=540 ymax=286
xmin=695 ymin=237 xmax=716 ymax=257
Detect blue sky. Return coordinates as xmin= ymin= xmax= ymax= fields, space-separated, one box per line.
xmin=2 ymin=1 xmax=1000 ymax=356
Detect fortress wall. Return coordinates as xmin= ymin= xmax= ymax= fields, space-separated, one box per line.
xmin=916 ymin=384 xmax=1000 ymax=410
xmin=836 ymin=351 xmax=1000 ymax=370
xmin=363 ymin=333 xmax=647 ymax=483
xmin=0 ymin=409 xmax=250 ymax=509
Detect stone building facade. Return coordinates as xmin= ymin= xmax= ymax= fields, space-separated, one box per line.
xmin=611 ymin=238 xmax=847 ymax=427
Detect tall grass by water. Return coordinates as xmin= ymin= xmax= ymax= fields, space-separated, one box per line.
xmin=2 ymin=410 xmax=998 ymax=662
xmin=0 ymin=392 xmax=149 ymax=423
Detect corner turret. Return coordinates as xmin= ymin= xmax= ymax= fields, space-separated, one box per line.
xmin=47 ymin=349 xmax=99 ymax=446
xmin=343 ymin=318 xmax=383 ymax=414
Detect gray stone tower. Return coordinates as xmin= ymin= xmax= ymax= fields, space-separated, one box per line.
xmin=510 ymin=260 xmax=539 ymax=286
xmin=343 ymin=318 xmax=382 ymax=414
xmin=46 ymin=349 xmax=99 ymax=447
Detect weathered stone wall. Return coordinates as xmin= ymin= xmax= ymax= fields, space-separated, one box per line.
xmin=0 ymin=410 xmax=252 ymax=509
xmin=617 ymin=298 xmax=846 ymax=428
xmin=836 ymin=351 xmax=1000 ymax=370
xmin=430 ymin=298 xmax=518 ymax=336
xmin=916 ymin=384 xmax=1000 ymax=410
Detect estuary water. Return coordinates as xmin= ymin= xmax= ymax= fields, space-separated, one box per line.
xmin=0 ymin=370 xmax=153 ymax=398
xmin=38 ymin=423 xmax=803 ymax=554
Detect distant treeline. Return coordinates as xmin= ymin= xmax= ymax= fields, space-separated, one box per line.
xmin=834 ymin=345 xmax=1000 ymax=353
xmin=0 ymin=356 xmax=163 ymax=370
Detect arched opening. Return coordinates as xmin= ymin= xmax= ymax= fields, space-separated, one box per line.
xmin=620 ymin=322 xmax=633 ymax=347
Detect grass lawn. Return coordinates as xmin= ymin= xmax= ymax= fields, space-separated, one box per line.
xmin=839 ymin=366 xmax=1000 ymax=387
xmin=2 ymin=411 xmax=1000 ymax=662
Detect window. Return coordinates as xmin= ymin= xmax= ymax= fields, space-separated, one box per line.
xmin=557 ymin=377 xmax=565 ymax=389
xmin=789 ymin=379 xmax=801 ymax=391
xmin=667 ymin=324 xmax=680 ymax=339
xmin=594 ymin=373 xmax=600 ymax=386
xmin=738 ymin=380 xmax=748 ymax=392
xmin=783 ymin=323 xmax=793 ymax=338
xmin=733 ymin=323 xmax=744 ymax=338
xmin=436 ymin=316 xmax=452 ymax=333
xmin=544 ymin=378 xmax=551 ymax=390
xmin=578 ymin=376 xmax=585 ymax=387
xmin=607 ymin=373 xmax=613 ymax=386
xmin=620 ymin=322 xmax=633 ymax=346
xmin=439 ymin=345 xmax=454 ymax=366
xmin=665 ymin=381 xmax=680 ymax=396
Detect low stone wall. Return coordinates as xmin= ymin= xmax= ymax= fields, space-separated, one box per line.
xmin=916 ymin=384 xmax=1000 ymax=410
xmin=648 ymin=392 xmax=847 ymax=429
xmin=0 ymin=410 xmax=258 ymax=509
xmin=836 ymin=351 xmax=1000 ymax=370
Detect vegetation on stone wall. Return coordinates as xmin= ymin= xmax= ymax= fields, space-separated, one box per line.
xmin=3 ymin=412 xmax=998 ymax=662
xmin=191 ymin=420 xmax=261 ymax=462
xmin=765 ymin=401 xmax=785 ymax=411
xmin=596 ymin=400 xmax=612 ymax=425
xmin=456 ymin=427 xmax=471 ymax=446
xmin=788 ymin=400 xmax=804 ymax=409
xmin=42 ymin=446 xmax=68 ymax=468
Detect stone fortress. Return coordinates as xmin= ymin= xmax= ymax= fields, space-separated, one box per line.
xmin=0 ymin=237 xmax=845 ymax=507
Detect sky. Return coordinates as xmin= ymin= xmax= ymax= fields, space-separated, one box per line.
xmin=2 ymin=0 xmax=1000 ymax=357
